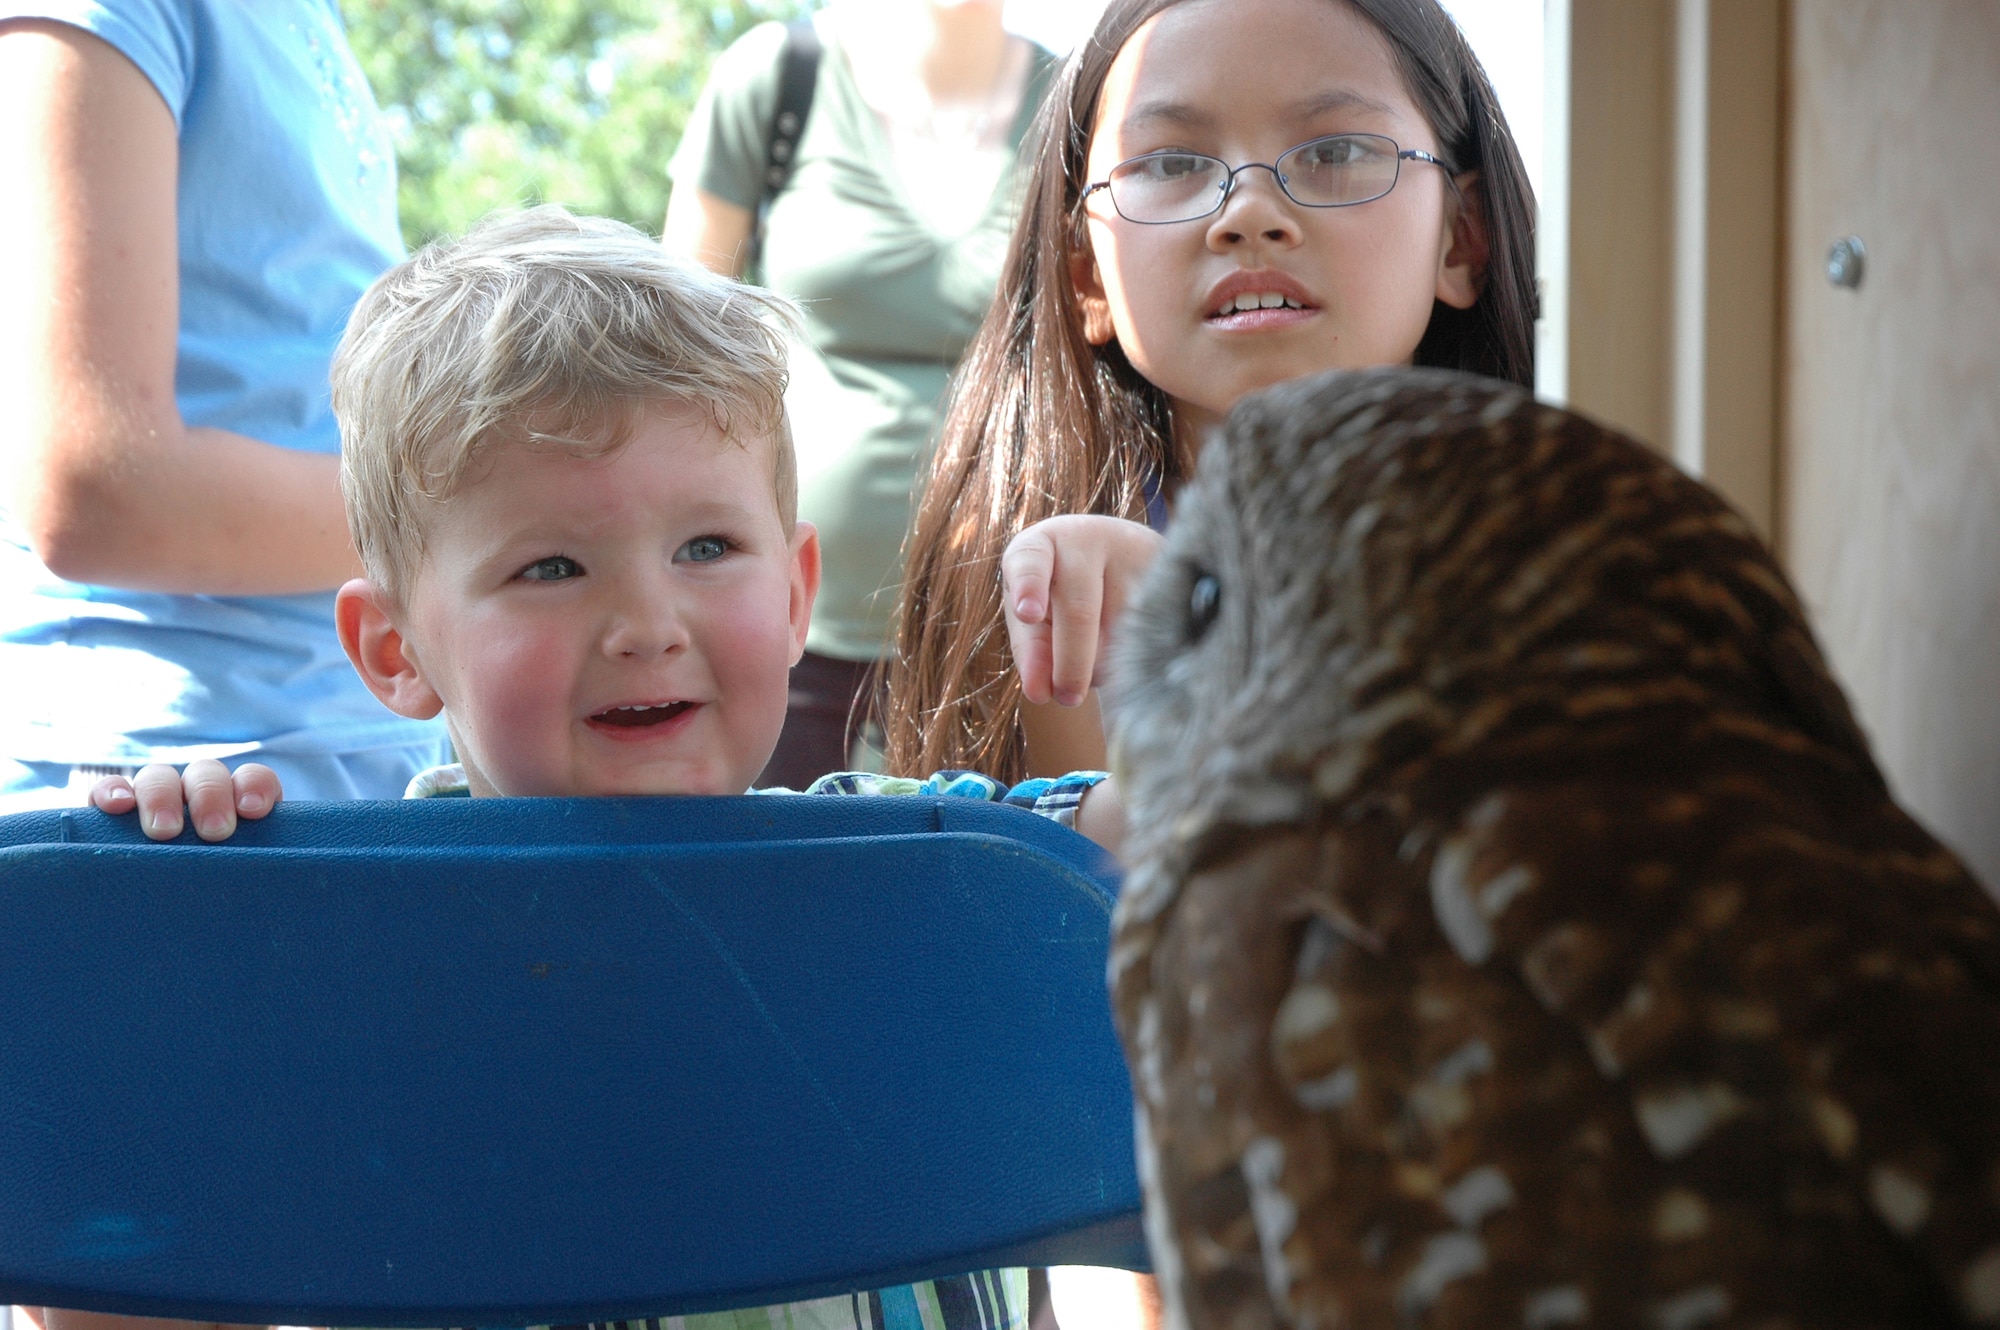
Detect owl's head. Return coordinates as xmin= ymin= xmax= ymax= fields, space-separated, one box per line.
xmin=1103 ymin=367 xmax=1874 ymax=923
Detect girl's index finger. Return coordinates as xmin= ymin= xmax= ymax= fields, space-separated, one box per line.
xmin=1046 ymin=560 xmax=1107 ymax=709
xmin=1001 ymin=526 xmax=1059 ymax=625
xmin=1003 ymin=535 xmax=1058 ymax=703
xmin=1012 ymin=624 xmax=1057 ymax=707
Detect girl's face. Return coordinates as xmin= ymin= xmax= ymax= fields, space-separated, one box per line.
xmin=1073 ymin=0 xmax=1483 ymax=439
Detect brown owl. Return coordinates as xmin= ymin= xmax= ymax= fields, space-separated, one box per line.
xmin=1102 ymin=367 xmax=2000 ymax=1330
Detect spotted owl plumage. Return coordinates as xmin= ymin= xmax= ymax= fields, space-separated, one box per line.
xmin=1103 ymin=368 xmax=2000 ymax=1330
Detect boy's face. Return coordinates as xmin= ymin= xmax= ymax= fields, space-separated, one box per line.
xmin=344 ymin=404 xmax=817 ymax=797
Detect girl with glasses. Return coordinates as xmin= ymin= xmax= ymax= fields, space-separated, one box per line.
xmin=885 ymin=0 xmax=1538 ymax=787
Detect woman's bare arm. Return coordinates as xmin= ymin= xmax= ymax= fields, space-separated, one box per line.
xmin=662 ymin=184 xmax=755 ymax=278
xmin=0 ymin=21 xmax=360 ymax=596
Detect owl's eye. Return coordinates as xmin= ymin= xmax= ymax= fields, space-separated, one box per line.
xmin=1187 ymin=570 xmax=1222 ymax=641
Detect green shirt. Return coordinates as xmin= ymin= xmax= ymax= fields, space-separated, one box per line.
xmin=669 ymin=20 xmax=1053 ymax=661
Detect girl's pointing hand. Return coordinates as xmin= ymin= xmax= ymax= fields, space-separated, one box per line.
xmin=1002 ymin=515 xmax=1165 ymax=708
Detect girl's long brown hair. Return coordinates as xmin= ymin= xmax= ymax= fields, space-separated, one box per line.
xmin=883 ymin=0 xmax=1539 ymax=784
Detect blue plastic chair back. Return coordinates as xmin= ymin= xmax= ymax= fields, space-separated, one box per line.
xmin=0 ymin=797 xmax=1142 ymax=1325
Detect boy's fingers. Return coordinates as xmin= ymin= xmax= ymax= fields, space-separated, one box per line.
xmin=232 ymin=762 xmax=282 ymax=819
xmin=183 ymin=758 xmax=239 ymax=842
xmin=130 ymin=764 xmax=188 ymax=841
xmin=88 ymin=775 xmax=136 ymax=814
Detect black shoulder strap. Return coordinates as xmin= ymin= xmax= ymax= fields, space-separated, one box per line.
xmin=748 ymin=18 xmax=822 ymax=275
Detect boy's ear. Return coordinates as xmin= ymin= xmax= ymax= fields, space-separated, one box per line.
xmin=1435 ymin=170 xmax=1490 ymax=311
xmin=335 ymin=578 xmax=445 ymax=720
xmin=787 ymin=521 xmax=822 ymax=667
xmin=1068 ymin=242 xmax=1118 ymax=346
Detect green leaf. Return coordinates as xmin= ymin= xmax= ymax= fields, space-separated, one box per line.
xmin=342 ymin=0 xmax=814 ymax=248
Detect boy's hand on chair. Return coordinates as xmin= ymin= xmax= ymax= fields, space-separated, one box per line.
xmin=1002 ymin=515 xmax=1165 ymax=707
xmin=89 ymin=759 xmax=282 ymax=842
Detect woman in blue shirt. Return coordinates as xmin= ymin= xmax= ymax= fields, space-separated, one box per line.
xmin=0 ymin=0 xmax=450 ymax=809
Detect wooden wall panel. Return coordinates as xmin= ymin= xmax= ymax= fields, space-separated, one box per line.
xmin=1562 ymin=0 xmax=1780 ymax=547
xmin=1781 ymin=1 xmax=2000 ymax=888
xmin=1563 ymin=0 xmax=1673 ymax=452
xmin=1679 ymin=0 xmax=1781 ymax=537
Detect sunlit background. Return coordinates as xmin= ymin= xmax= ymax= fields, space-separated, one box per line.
xmin=345 ymin=0 xmax=1546 ymax=250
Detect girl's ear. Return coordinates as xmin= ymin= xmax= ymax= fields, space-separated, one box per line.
xmin=335 ymin=578 xmax=445 ymax=720
xmin=1435 ymin=170 xmax=1490 ymax=311
xmin=1068 ymin=242 xmax=1118 ymax=346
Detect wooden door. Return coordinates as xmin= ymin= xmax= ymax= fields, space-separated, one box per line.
xmin=1781 ymin=1 xmax=2000 ymax=889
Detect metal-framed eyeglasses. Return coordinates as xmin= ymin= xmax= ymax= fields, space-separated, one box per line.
xmin=1079 ymin=133 xmax=1448 ymax=225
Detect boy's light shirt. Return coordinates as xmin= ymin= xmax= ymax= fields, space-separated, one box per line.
xmin=403 ymin=763 xmax=1108 ymax=831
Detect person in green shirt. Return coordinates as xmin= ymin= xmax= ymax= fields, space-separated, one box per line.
xmin=663 ymin=0 xmax=1054 ymax=790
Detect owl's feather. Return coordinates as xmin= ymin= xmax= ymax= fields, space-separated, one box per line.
xmin=1105 ymin=368 xmax=2000 ymax=1329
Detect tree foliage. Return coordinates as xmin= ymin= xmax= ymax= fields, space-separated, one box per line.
xmin=341 ymin=0 xmax=812 ymax=248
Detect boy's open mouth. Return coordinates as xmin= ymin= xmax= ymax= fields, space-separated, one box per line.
xmin=589 ymin=701 xmax=694 ymax=728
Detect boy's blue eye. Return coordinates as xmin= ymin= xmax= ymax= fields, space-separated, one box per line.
xmin=677 ymin=536 xmax=730 ymax=564
xmin=519 ymin=555 xmax=582 ymax=582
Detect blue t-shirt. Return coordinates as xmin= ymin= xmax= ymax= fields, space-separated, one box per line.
xmin=0 ymin=0 xmax=446 ymax=765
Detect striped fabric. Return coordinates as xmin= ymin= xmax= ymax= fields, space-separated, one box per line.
xmin=481 ymin=1268 xmax=1028 ymax=1330
xmin=388 ymin=1248 xmax=1028 ymax=1330
xmin=787 ymin=768 xmax=1110 ymax=831
xmin=403 ymin=764 xmax=1113 ymax=832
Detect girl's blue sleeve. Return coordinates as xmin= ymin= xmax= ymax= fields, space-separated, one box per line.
xmin=1000 ymin=771 xmax=1112 ymax=829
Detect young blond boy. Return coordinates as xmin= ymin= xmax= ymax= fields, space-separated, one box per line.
xmin=86 ymin=205 xmax=1128 ymax=1330
xmin=98 ymin=205 xmax=1122 ymax=822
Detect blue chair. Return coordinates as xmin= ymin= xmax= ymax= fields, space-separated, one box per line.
xmin=0 ymin=797 xmax=1143 ymax=1325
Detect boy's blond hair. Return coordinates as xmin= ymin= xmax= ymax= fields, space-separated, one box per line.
xmin=332 ymin=205 xmax=799 ymax=603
